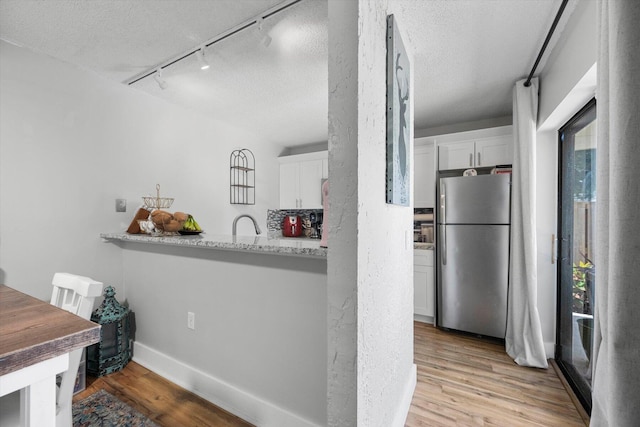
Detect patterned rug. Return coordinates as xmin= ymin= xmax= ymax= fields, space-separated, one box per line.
xmin=73 ymin=389 xmax=160 ymax=427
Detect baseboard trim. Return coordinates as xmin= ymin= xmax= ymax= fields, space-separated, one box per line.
xmin=413 ymin=314 xmax=434 ymax=325
xmin=392 ymin=363 xmax=417 ymax=427
xmin=132 ymin=342 xmax=322 ymax=427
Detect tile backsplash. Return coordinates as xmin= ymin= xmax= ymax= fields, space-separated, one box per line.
xmin=267 ymin=209 xmax=323 ymax=239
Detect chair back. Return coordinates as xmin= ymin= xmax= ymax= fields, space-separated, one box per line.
xmin=51 ymin=272 xmax=103 ymax=318
xmin=50 ymin=272 xmax=103 ymax=427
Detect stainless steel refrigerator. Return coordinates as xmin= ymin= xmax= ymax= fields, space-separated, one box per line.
xmin=436 ymin=173 xmax=511 ymax=339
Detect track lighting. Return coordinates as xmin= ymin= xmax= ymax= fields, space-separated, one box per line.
xmin=154 ymin=70 xmax=168 ymax=90
xmin=195 ymin=48 xmax=210 ymax=70
xmin=256 ymin=17 xmax=272 ymax=48
xmin=128 ymin=0 xmax=302 ymax=87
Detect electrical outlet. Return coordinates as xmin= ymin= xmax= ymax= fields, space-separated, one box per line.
xmin=187 ymin=312 xmax=195 ymax=330
xmin=115 ymin=199 xmax=127 ymax=212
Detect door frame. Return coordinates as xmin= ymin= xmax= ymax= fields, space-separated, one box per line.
xmin=555 ymin=97 xmax=596 ymax=414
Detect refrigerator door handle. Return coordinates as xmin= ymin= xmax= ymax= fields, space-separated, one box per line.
xmin=441 ymin=225 xmax=447 ymax=265
xmin=440 ymin=180 xmax=446 ymax=224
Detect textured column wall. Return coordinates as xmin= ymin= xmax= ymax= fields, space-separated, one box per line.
xmin=327 ymin=1 xmax=359 ymax=423
xmin=328 ymin=0 xmax=415 ymax=425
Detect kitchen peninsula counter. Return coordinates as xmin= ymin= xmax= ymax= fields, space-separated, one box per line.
xmin=99 ymin=230 xmax=327 ymax=426
xmin=100 ymin=232 xmax=327 ymax=258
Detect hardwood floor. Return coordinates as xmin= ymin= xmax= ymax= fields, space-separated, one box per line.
xmin=74 ymin=322 xmax=586 ymax=426
xmin=73 ymin=362 xmax=254 ymax=427
xmin=406 ymin=322 xmax=587 ymax=426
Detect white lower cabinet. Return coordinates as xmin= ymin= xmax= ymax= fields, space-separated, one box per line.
xmin=414 ymin=249 xmax=434 ymax=321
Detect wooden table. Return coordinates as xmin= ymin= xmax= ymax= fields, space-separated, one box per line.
xmin=0 ymin=284 xmax=100 ymax=426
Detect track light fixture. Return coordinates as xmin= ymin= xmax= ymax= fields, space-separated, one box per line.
xmin=256 ymin=16 xmax=272 ymax=48
xmin=127 ymin=0 xmax=302 ymax=87
xmin=154 ymin=69 xmax=168 ymax=90
xmin=195 ymin=48 xmax=210 ymax=70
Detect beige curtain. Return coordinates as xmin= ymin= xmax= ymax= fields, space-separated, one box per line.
xmin=506 ymin=77 xmax=548 ymax=368
xmin=591 ymin=1 xmax=640 ymax=425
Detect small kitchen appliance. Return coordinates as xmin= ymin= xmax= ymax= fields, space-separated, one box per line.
xmin=282 ymin=215 xmax=303 ymax=237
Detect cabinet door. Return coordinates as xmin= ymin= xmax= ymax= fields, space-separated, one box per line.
xmin=414 ymin=144 xmax=435 ymax=208
xmin=424 ymin=264 xmax=434 ymax=318
xmin=438 ymin=140 xmax=475 ymax=170
xmin=475 ymin=135 xmax=513 ymax=167
xmin=414 ymin=264 xmax=431 ymax=317
xmin=279 ymin=162 xmax=299 ymax=209
xmin=299 ymin=159 xmax=324 ymax=208
xmin=414 ymin=250 xmax=434 ymax=318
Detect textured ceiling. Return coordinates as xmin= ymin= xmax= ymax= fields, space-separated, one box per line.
xmin=0 ymin=0 xmax=571 ymax=147
xmin=391 ymin=0 xmax=560 ymax=131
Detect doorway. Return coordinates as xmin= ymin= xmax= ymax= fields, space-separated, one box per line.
xmin=556 ymin=98 xmax=596 ymax=413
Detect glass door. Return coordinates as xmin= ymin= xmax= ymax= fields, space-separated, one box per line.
xmin=556 ymin=98 xmax=596 ymax=413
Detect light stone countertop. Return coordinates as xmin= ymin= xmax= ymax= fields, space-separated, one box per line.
xmin=102 ymin=233 xmax=432 ymax=256
xmin=100 ymin=232 xmax=328 ymax=258
xmin=414 ymin=242 xmax=435 ymax=250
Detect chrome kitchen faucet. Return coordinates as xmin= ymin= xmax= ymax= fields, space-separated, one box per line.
xmin=232 ymin=214 xmax=262 ymax=236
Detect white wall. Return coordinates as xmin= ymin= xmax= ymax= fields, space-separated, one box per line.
xmin=122 ymin=244 xmax=327 ymax=426
xmin=415 ymin=115 xmax=512 ymax=138
xmin=0 ymin=40 xmax=282 ymax=300
xmin=328 ymin=1 xmax=415 ymax=425
xmin=538 ymin=0 xmax=597 ymax=127
xmin=0 ymin=39 xmax=332 ymax=426
xmin=536 ymin=0 xmax=597 ymax=356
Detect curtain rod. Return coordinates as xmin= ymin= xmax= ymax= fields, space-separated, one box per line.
xmin=126 ymin=0 xmax=302 ymax=86
xmin=524 ymin=0 xmax=569 ymax=87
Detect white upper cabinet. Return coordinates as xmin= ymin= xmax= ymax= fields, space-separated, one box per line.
xmin=437 ymin=140 xmax=476 ymax=170
xmin=298 ymin=159 xmax=324 ymax=208
xmin=279 ymin=151 xmax=328 ymax=209
xmin=474 ymin=134 xmax=513 ymax=167
xmin=322 ymin=157 xmax=328 ymax=180
xmin=436 ymin=126 xmax=513 ymax=171
xmin=414 ymin=140 xmax=436 ymax=208
xmin=279 ymin=162 xmax=300 ymax=209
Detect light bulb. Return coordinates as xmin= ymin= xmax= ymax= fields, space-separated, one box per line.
xmin=196 ymin=49 xmax=210 ymax=70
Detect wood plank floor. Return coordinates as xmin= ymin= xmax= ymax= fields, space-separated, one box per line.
xmin=73 ymin=361 xmax=254 ymax=427
xmin=406 ymin=322 xmax=587 ymax=426
xmin=74 ymin=322 xmax=586 ymax=426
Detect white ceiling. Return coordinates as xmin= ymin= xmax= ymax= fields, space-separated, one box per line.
xmin=0 ymin=0 xmax=572 ymax=147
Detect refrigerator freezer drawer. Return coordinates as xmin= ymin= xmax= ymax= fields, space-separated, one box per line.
xmin=437 ymin=224 xmax=509 ymax=338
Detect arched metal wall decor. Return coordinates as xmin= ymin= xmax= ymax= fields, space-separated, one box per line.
xmin=230 ymin=149 xmax=255 ymax=205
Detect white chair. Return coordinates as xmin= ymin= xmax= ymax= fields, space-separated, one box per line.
xmin=50 ymin=273 xmax=103 ymax=427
